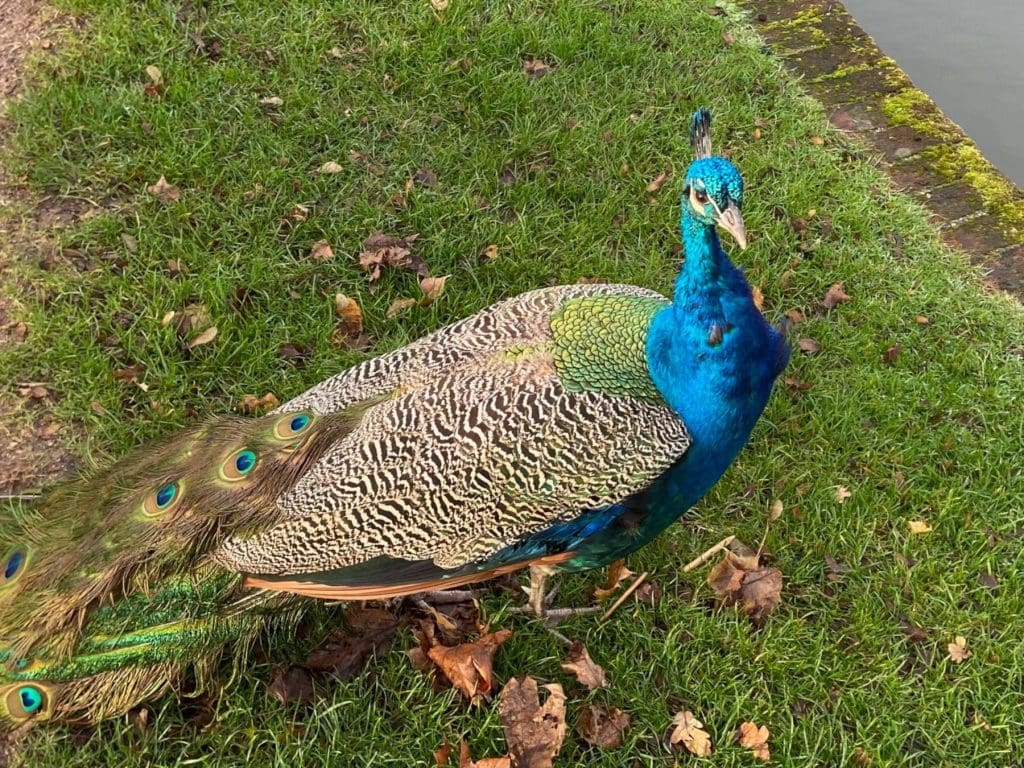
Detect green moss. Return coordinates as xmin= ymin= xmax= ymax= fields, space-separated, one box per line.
xmin=881 ymin=87 xmax=959 ymax=141
xmin=924 ymin=143 xmax=1024 ymax=238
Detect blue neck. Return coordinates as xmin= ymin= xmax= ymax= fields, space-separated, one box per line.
xmin=645 ymin=208 xmax=784 ymax=507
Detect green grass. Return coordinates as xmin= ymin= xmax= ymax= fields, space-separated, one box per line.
xmin=2 ymin=0 xmax=1023 ymax=765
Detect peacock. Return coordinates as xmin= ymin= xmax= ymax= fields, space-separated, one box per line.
xmin=0 ymin=108 xmax=789 ymax=728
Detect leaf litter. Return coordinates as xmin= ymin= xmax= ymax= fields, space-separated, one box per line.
xmin=560 ymin=641 xmax=607 ymax=690
xmin=669 ymin=710 xmax=712 ymax=757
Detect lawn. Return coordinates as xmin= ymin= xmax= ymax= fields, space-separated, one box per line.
xmin=2 ymin=0 xmax=1023 ymax=765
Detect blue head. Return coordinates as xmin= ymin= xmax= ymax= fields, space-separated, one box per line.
xmin=682 ymin=108 xmax=747 ymax=249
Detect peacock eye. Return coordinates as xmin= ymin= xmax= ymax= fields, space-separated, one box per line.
xmin=5 ymin=683 xmax=48 ymax=720
xmin=142 ymin=481 xmax=182 ymax=517
xmin=695 ymin=190 xmax=709 ymax=204
xmin=274 ymin=411 xmax=313 ymax=440
xmin=0 ymin=550 xmax=27 ymax=588
xmin=221 ymin=448 xmax=258 ymax=481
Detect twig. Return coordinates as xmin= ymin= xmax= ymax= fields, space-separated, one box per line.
xmin=681 ymin=535 xmax=736 ymax=573
xmin=0 ymin=493 xmax=39 ymax=501
xmin=599 ymin=571 xmax=649 ymax=623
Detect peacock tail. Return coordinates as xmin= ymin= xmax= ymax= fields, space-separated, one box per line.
xmin=0 ymin=108 xmax=788 ymax=728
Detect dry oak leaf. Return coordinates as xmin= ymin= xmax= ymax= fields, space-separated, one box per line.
xmin=593 ymin=558 xmax=635 ymax=599
xmin=576 ymin=704 xmax=630 ymax=748
xmin=420 ymin=275 xmax=449 ymax=303
xmin=457 ymin=742 xmax=510 ymax=768
xmin=707 ymin=551 xmax=782 ymax=626
xmin=147 ymin=176 xmax=181 ymax=204
xmin=310 ymin=240 xmax=334 ymax=262
xmin=737 ymin=721 xmax=770 ymax=762
xmin=947 ymin=635 xmax=971 ymax=663
xmin=834 ymin=485 xmax=852 ymax=503
xmin=427 ymin=629 xmax=513 ymax=701
xmin=823 ymin=282 xmax=851 ymax=309
xmin=498 ymin=677 xmax=566 ymax=768
xmin=317 ymin=160 xmax=344 ymax=174
xmin=560 ymin=641 xmax=607 ymax=690
xmin=670 ymin=710 xmax=712 ymax=757
xmin=908 ymin=520 xmax=932 ymax=535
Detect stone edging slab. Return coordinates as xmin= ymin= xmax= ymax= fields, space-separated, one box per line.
xmin=747 ymin=0 xmax=1024 ymax=299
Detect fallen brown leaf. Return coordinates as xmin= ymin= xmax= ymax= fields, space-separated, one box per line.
xmin=479 ymin=243 xmax=499 ymax=263
xmin=669 ymin=710 xmax=712 ymax=757
xmin=310 ymin=240 xmax=335 ymax=262
xmin=420 ymin=275 xmax=449 ymax=303
xmin=751 ymin=285 xmax=765 ymax=311
xmin=560 ymin=641 xmax=607 ymax=690
xmin=387 ymin=297 xmax=417 ymax=318
xmin=707 ymin=551 xmax=782 ymax=626
xmin=594 ymin=559 xmax=635 ymax=598
xmin=147 ymin=176 xmax=181 ymax=204
xmin=237 ymin=392 xmax=280 ymax=413
xmin=852 ymin=746 xmax=873 ymax=767
xmin=305 ymin=606 xmax=399 ymax=681
xmin=645 ymin=171 xmax=669 ymax=194
xmin=267 ymin=666 xmax=315 ymax=705
xmin=458 ymin=742 xmax=510 ymax=768
xmin=737 ymin=721 xmax=770 ymax=762
xmin=424 ymin=629 xmax=513 ymax=701
xmin=259 ymin=95 xmax=284 ymax=108
xmin=334 ymin=293 xmax=363 ymax=331
xmin=834 ymin=485 xmax=852 ymax=503
xmin=188 ymin=325 xmax=218 ymax=348
xmin=823 ymin=282 xmax=851 ymax=309
xmin=522 ymin=57 xmax=551 ymax=78
xmin=317 ymin=160 xmax=344 ymax=174
xmin=882 ymin=344 xmax=901 ymax=365
xmin=278 ymin=341 xmax=309 ymax=367
xmin=576 ymin=704 xmax=630 ymax=748
xmin=769 ymin=499 xmax=784 ymax=522
xmin=908 ymin=520 xmax=932 ymax=535
xmin=498 ymin=678 xmax=566 ymax=768
xmin=947 ymin=635 xmax=971 ymax=662
xmin=797 ymin=337 xmax=819 ymax=354
xmin=144 ymin=64 xmax=162 ymax=85
xmin=914 ymin=315 xmax=930 ymax=325
xmin=809 ymin=135 xmax=825 ymax=145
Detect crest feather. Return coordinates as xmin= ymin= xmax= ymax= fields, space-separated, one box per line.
xmin=689 ymin=107 xmax=713 ymax=159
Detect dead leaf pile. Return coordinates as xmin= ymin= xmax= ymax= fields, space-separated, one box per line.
xmin=357 ymin=232 xmax=428 ymax=288
xmin=707 ymin=549 xmax=783 ymax=626
xmin=304 ymin=606 xmax=400 ymax=681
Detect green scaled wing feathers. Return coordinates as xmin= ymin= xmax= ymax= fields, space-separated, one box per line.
xmin=0 ymin=405 xmax=371 ymax=726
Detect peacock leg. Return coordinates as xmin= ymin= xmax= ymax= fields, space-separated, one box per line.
xmin=527 ymin=564 xmax=554 ymax=617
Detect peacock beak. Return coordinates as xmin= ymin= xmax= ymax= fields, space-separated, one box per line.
xmin=715 ymin=205 xmax=748 ymax=250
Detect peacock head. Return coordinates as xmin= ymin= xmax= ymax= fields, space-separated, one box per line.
xmin=682 ymin=108 xmax=747 ymax=249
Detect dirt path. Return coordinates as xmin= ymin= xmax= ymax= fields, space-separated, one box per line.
xmin=0 ymin=0 xmax=78 ymax=494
